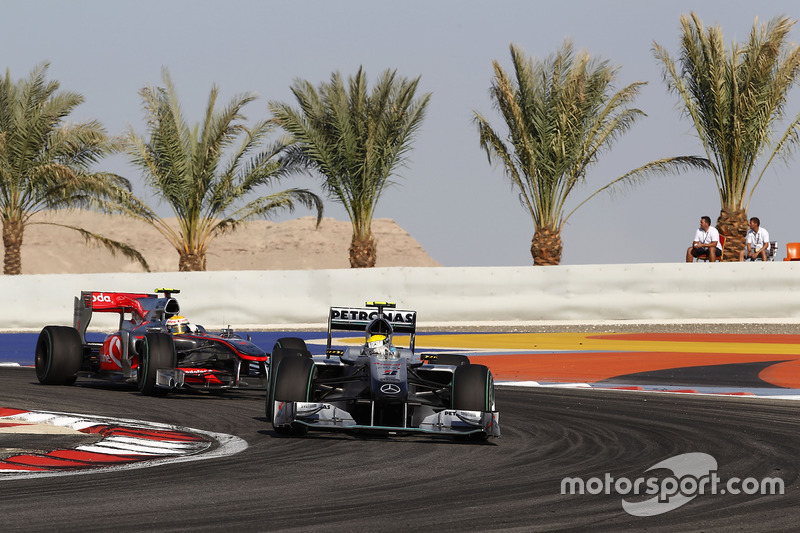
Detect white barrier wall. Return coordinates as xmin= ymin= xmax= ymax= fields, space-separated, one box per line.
xmin=2 ymin=262 xmax=800 ymax=332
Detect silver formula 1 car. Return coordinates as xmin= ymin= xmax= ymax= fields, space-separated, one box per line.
xmin=265 ymin=302 xmax=500 ymax=440
xmin=35 ymin=289 xmax=268 ymax=395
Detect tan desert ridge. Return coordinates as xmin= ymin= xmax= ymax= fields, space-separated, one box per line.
xmin=9 ymin=211 xmax=441 ymax=274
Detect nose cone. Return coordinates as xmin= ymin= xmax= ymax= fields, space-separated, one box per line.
xmin=370 ymin=356 xmax=408 ymax=400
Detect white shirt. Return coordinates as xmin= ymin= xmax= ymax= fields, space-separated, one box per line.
xmin=746 ymin=227 xmax=769 ymax=251
xmin=694 ymin=226 xmax=721 ymax=249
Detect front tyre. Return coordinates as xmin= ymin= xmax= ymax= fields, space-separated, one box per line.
xmin=265 ymin=342 xmax=312 ymax=420
xmin=271 ymin=356 xmax=314 ymax=435
xmin=272 ymin=337 xmax=310 ymax=355
xmin=451 ymin=364 xmax=495 ymax=442
xmin=35 ymin=326 xmax=82 ymax=385
xmin=451 ymin=364 xmax=494 ymax=411
xmin=137 ymin=333 xmax=176 ymax=396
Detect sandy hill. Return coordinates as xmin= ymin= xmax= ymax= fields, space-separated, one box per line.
xmin=11 ymin=211 xmax=440 ymax=274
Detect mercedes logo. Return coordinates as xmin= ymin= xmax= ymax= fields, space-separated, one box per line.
xmin=380 ymin=383 xmax=401 ymax=394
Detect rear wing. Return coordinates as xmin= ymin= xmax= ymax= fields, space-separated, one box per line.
xmin=72 ymin=289 xmax=181 ymax=342
xmin=327 ymin=302 xmax=417 ymax=350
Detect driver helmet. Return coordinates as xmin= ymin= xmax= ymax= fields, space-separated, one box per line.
xmin=366 ymin=334 xmax=392 ymax=357
xmin=166 ymin=315 xmax=191 ymax=335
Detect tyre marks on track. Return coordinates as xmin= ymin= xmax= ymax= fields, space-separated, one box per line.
xmin=0 ymin=407 xmax=247 ymax=479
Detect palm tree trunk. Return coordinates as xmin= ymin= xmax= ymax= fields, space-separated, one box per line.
xmin=2 ymin=218 xmax=24 ymax=275
xmin=179 ymin=251 xmax=207 ymax=271
xmin=716 ymin=208 xmax=748 ymax=262
xmin=349 ymin=233 xmax=376 ymax=268
xmin=531 ymin=228 xmax=563 ymax=266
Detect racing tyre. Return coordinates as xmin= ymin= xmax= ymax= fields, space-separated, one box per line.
xmin=35 ymin=326 xmax=82 ymax=385
xmin=265 ymin=343 xmax=312 ymax=420
xmin=271 ymin=355 xmax=314 ymax=435
xmin=137 ymin=333 xmax=176 ymax=396
xmin=430 ymin=353 xmax=470 ymax=366
xmin=452 ymin=364 xmax=495 ymax=411
xmin=272 ymin=337 xmax=311 ymax=356
xmin=452 ymin=364 xmax=495 ymax=442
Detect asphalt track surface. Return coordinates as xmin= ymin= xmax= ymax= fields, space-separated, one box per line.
xmin=3 ymin=331 xmax=800 ymax=531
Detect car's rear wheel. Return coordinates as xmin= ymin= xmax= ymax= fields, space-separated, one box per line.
xmin=137 ymin=333 xmax=176 ymax=396
xmin=35 ymin=326 xmax=82 ymax=385
xmin=271 ymin=355 xmax=314 ymax=435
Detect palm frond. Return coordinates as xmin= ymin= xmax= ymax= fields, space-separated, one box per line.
xmin=28 ymin=221 xmax=150 ymax=271
xmin=213 ymin=188 xmax=324 ymax=237
xmin=563 ymin=156 xmax=712 ymax=227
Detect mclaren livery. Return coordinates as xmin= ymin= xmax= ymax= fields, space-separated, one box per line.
xmin=35 ymin=289 xmax=268 ymax=395
xmin=266 ymin=302 xmax=500 ymax=440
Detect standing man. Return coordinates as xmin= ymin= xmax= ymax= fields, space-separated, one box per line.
xmin=739 ymin=217 xmax=770 ymax=261
xmin=687 ymin=216 xmax=722 ymax=262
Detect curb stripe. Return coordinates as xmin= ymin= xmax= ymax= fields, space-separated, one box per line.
xmin=4 ymin=455 xmax=95 ymax=468
xmin=47 ymin=450 xmax=142 ymax=463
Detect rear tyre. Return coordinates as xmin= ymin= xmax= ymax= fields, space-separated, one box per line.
xmin=271 ymin=356 xmax=314 ymax=435
xmin=137 ymin=333 xmax=176 ymax=396
xmin=35 ymin=326 xmax=82 ymax=385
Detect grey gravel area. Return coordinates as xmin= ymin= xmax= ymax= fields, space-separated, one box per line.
xmin=421 ymin=323 xmax=800 ymax=334
xmin=419 ymin=323 xmax=800 ymax=334
xmin=263 ymin=322 xmax=800 ymax=335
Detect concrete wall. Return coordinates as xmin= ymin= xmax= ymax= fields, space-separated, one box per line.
xmin=3 ymin=262 xmax=799 ymax=332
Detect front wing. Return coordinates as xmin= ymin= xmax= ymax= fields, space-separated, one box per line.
xmin=272 ymin=401 xmax=500 ymax=438
xmin=154 ymin=365 xmax=267 ymax=390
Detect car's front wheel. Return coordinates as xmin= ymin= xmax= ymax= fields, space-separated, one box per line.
xmin=271 ymin=355 xmax=314 ymax=435
xmin=451 ymin=364 xmax=495 ymax=442
xmin=137 ymin=333 xmax=176 ymax=396
xmin=272 ymin=337 xmax=310 ymax=355
xmin=265 ymin=340 xmax=311 ymax=420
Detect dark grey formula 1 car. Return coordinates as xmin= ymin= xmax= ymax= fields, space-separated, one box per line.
xmin=265 ymin=302 xmax=500 ymax=440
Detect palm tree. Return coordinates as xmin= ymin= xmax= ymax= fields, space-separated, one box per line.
xmin=122 ymin=69 xmax=323 ymax=271
xmin=474 ymin=42 xmax=708 ymax=265
xmin=0 ymin=62 xmax=148 ymax=275
xmin=269 ymin=67 xmax=431 ymax=268
xmin=654 ymin=13 xmax=800 ymax=261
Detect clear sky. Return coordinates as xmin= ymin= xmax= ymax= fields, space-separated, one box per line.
xmin=3 ymin=0 xmax=799 ymax=266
